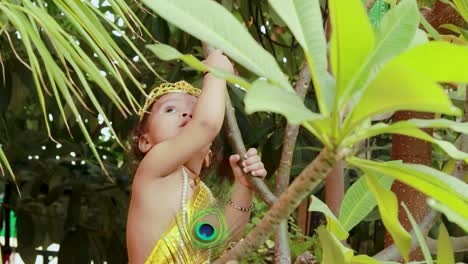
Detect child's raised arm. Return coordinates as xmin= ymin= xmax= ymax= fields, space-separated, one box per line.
xmin=137 ymin=50 xmax=234 ymax=178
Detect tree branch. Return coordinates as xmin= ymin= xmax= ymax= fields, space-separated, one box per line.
xmin=373 ymin=210 xmax=439 ymax=261
xmin=201 ymin=42 xmax=278 ymax=206
xmin=215 ymin=149 xmax=340 ymax=262
xmin=274 ymin=61 xmax=311 ymax=264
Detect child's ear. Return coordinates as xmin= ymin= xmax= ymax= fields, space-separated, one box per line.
xmin=203 ymin=149 xmax=213 ymax=168
xmin=138 ymin=134 xmax=153 ymax=154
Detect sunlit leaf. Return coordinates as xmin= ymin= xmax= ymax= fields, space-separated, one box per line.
xmin=342 ymin=0 xmax=420 ymax=104
xmin=388 ymin=41 xmax=468 ymax=83
xmin=437 ymin=223 xmax=455 ymax=264
xmin=428 ymin=198 xmax=468 ymax=232
xmin=317 ymin=226 xmax=353 ymax=264
xmin=147 ymin=43 xmax=250 ymax=88
xmin=339 ymin=173 xmax=394 ymax=231
xmin=329 ymin=0 xmax=374 ymax=102
xmin=268 ymin=0 xmax=334 ymax=115
xmin=344 ymin=62 xmax=460 ymax=131
xmin=402 ymin=203 xmax=433 ymax=264
xmin=348 ymin=158 xmax=468 ymax=220
xmin=245 ymin=79 xmax=323 ymax=125
xmin=344 ymin=120 xmax=468 ymax=162
xmin=364 ymin=173 xmax=411 ymax=260
xmin=143 ymin=0 xmax=291 ymax=90
xmin=309 ymin=195 xmax=348 ymax=240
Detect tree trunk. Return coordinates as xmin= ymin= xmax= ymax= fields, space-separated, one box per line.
xmin=384 ymin=111 xmax=434 ymax=261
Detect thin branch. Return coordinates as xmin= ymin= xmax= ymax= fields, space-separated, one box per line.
xmin=274 ymin=62 xmax=311 ymax=263
xmin=200 ymin=42 xmax=278 ymax=206
xmin=373 ymin=210 xmax=439 ymax=261
xmin=216 ymin=149 xmax=340 ymax=262
xmin=426 ymin=235 xmax=468 ymax=254
xmin=223 ymin=91 xmax=277 ymax=206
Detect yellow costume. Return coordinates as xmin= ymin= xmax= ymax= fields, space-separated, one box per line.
xmin=145 ymin=169 xmax=226 ymax=264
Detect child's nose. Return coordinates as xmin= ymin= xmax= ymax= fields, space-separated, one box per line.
xmin=182 ymin=112 xmax=193 ymax=118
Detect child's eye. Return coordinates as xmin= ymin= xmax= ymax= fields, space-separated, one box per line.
xmin=165 ymin=107 xmax=176 ymax=113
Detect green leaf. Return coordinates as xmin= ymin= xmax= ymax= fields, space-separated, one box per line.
xmin=350 ymin=255 xmax=380 ymax=264
xmin=389 ymin=41 xmax=468 ymax=83
xmin=344 ymin=120 xmax=468 ymax=162
xmin=244 ymin=79 xmax=323 ymax=125
xmin=437 ymin=223 xmax=455 ymax=264
xmin=0 ymin=146 xmax=16 ymax=183
xmin=344 ymin=62 xmax=460 ymax=130
xmin=317 ymin=226 xmax=353 ymax=264
xmin=329 ymin=0 xmax=374 ymax=101
xmin=340 ymin=0 xmax=420 ymax=107
xmin=348 ymin=158 xmax=468 ymax=220
xmin=401 ymin=203 xmax=433 ymax=264
xmin=309 ymin=195 xmax=349 ymax=240
xmin=420 ymin=13 xmax=441 ymax=40
xmin=339 ymin=173 xmax=394 ymax=231
xmin=428 ymin=198 xmax=468 ymax=232
xmin=364 ymin=173 xmax=411 ymax=260
xmin=268 ymin=0 xmax=334 ymax=115
xmin=142 ymin=0 xmax=291 ymax=90
xmin=368 ymin=0 xmax=390 ymax=27
xmin=147 ymin=43 xmax=251 ymax=88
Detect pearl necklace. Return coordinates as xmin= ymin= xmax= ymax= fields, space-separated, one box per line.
xmin=179 ymin=167 xmax=215 ymax=263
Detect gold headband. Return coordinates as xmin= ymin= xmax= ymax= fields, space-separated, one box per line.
xmin=138 ymin=81 xmax=202 ymax=121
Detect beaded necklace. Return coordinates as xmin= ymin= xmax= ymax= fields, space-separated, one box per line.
xmin=179 ymin=167 xmax=215 ymax=263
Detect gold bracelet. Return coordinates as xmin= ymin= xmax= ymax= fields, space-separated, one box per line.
xmin=227 ymin=199 xmax=254 ymax=212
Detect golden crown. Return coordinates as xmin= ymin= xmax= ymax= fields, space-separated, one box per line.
xmin=138 ymin=81 xmax=202 ymax=121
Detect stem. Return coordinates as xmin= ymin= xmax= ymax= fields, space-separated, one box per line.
xmin=215 ymin=149 xmax=339 ymax=262
xmin=223 ymin=91 xmax=277 ymax=206
xmin=374 ymin=210 xmax=439 ymax=261
xmin=274 ymin=61 xmax=311 ymax=264
xmin=201 ymin=42 xmax=278 ymax=206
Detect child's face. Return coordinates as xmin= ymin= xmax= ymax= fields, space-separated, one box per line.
xmin=143 ymin=92 xmax=198 ymax=146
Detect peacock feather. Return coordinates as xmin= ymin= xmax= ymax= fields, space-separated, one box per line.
xmin=148 ymin=178 xmax=244 ymax=264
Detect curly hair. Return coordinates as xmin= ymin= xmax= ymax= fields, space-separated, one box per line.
xmin=130 ymin=105 xmax=152 ymax=161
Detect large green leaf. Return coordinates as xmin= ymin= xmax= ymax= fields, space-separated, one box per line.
xmin=346 ymin=118 xmax=468 ymax=146
xmin=388 ymin=41 xmax=468 ymax=83
xmin=364 ymin=173 xmax=411 ymax=260
xmin=329 ymin=0 xmax=374 ymax=101
xmin=402 ymin=203 xmax=433 ymax=264
xmin=147 ymin=43 xmax=250 ymax=88
xmin=344 ymin=121 xmax=468 ymax=162
xmin=142 ymin=0 xmax=291 ymax=90
xmin=244 ymin=79 xmax=323 ymax=125
xmin=309 ymin=195 xmax=348 ymax=240
xmin=268 ymin=0 xmax=334 ymax=115
xmin=428 ymin=198 xmax=468 ymax=232
xmin=344 ymin=62 xmax=460 ymax=131
xmin=341 ymin=0 xmax=419 ymax=105
xmin=317 ymin=226 xmax=353 ymax=264
xmin=348 ymin=158 xmax=468 ymax=220
xmin=339 ymin=173 xmax=394 ymax=231
xmin=437 ymin=223 xmax=455 ymax=264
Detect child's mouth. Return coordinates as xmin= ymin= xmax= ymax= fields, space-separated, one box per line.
xmin=180 ymin=120 xmax=190 ymax=127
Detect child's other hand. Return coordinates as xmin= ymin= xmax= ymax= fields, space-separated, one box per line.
xmin=229 ymin=148 xmax=267 ymax=189
xmin=203 ymin=49 xmax=235 ymax=74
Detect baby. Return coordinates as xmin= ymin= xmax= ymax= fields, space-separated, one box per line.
xmin=126 ymin=50 xmax=267 ymax=263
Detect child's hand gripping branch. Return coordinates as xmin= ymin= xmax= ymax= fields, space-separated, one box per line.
xmin=225 ymin=148 xmax=267 ymax=240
